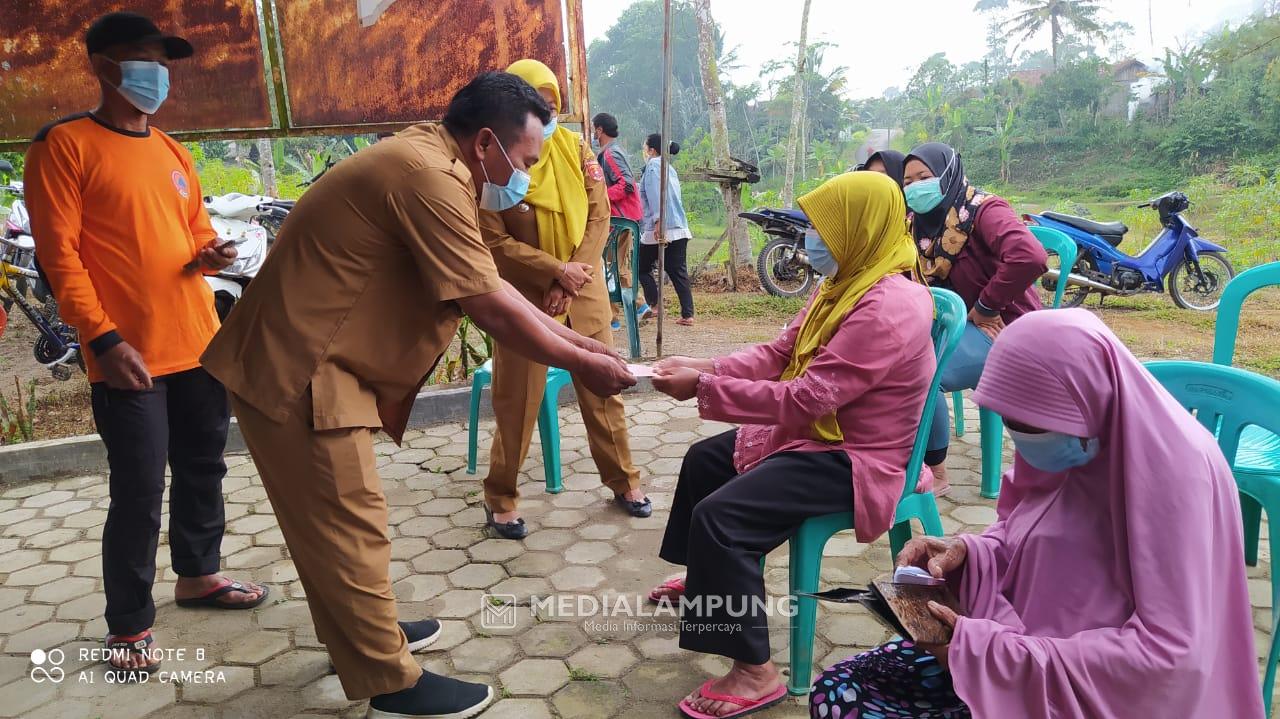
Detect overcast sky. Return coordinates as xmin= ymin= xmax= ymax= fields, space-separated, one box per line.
xmin=581 ymin=0 xmax=1268 ymax=99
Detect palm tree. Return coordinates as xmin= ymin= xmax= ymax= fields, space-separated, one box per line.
xmin=1004 ymin=0 xmax=1107 ymax=69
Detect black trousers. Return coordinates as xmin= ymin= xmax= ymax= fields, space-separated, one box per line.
xmin=658 ymin=430 xmax=853 ymax=665
xmin=638 ymin=238 xmax=695 ymax=319
xmin=92 ymin=367 xmax=229 ymax=635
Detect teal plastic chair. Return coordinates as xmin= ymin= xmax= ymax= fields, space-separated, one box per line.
xmin=605 ymin=218 xmax=642 ymax=360
xmin=466 ymin=359 xmax=574 ymax=494
xmin=782 ymin=287 xmax=965 ymax=696
xmin=1211 ymin=261 xmax=1280 ymax=567
xmin=1145 ymin=360 xmax=1280 ymax=716
xmin=951 ymin=225 xmax=1079 ymax=499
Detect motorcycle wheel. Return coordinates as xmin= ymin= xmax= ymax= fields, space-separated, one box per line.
xmin=756 ymin=237 xmax=815 ymax=298
xmin=1168 ymin=251 xmax=1235 ymax=311
xmin=1048 ymin=254 xmax=1096 ymax=309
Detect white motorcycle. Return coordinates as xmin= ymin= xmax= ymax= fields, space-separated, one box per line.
xmin=202 ymin=192 xmax=277 ymax=321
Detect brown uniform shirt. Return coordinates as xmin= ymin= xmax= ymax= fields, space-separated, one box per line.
xmin=201 ymin=124 xmax=502 ymax=442
xmin=479 ymin=138 xmax=612 ymax=336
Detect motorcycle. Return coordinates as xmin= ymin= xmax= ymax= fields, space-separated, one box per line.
xmin=741 ymin=207 xmax=818 ymax=297
xmin=0 ymin=160 xmax=52 ymax=307
xmin=202 ymin=192 xmax=276 ymax=320
xmin=1025 ymin=190 xmax=1234 ymax=311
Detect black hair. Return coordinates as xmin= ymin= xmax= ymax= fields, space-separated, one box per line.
xmin=443 ymin=72 xmax=552 ymax=145
xmin=592 ymin=112 xmax=619 ymax=137
xmin=645 ymin=133 xmax=680 ymax=156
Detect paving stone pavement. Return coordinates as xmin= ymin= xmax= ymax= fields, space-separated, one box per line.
xmin=0 ymin=392 xmax=1273 ymax=718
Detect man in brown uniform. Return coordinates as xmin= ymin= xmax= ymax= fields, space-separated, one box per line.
xmin=202 ymin=73 xmax=635 ymax=719
xmin=478 ymin=60 xmax=649 ymax=540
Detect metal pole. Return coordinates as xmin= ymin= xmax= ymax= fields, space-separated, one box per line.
xmin=655 ymin=0 xmax=674 ymax=358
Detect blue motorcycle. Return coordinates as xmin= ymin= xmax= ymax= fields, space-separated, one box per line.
xmin=1025 ymin=191 xmax=1234 ymax=311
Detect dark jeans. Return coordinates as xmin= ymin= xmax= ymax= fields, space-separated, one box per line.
xmin=92 ymin=367 xmax=229 ymax=635
xmin=638 ymin=238 xmax=694 ymax=318
xmin=659 ymin=430 xmax=853 ymax=664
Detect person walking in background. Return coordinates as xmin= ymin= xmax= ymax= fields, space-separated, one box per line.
xmin=903 ymin=142 xmax=1047 ymax=496
xmin=478 ymin=60 xmax=651 ymax=539
xmin=639 ymin=134 xmax=695 ymax=325
xmin=24 ymin=11 xmax=265 ymax=680
xmin=591 ymin=112 xmax=648 ymax=327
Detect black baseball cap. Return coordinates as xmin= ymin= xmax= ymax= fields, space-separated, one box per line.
xmin=84 ymin=12 xmax=194 ymax=59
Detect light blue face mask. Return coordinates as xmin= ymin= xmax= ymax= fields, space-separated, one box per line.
xmin=542 ymin=117 xmax=559 ymax=139
xmin=1007 ymin=428 xmax=1100 ymax=473
xmin=478 ymin=133 xmax=531 ymax=212
xmin=804 ymin=228 xmax=839 ymax=277
xmin=904 ymin=179 xmax=944 ymax=214
xmin=904 ymin=151 xmax=958 ymax=214
xmin=106 ymin=59 xmax=170 ymax=114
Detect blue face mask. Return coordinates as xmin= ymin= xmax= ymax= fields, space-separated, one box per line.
xmin=478 ymin=133 xmax=531 ymax=212
xmin=542 ymin=118 xmax=559 ymax=139
xmin=904 ymin=151 xmax=958 ymax=214
xmin=905 ymin=179 xmax=944 ymax=214
xmin=804 ymin=229 xmax=839 ymax=277
xmin=1007 ymin=428 xmax=1100 ymax=473
xmin=106 ymin=59 xmax=170 ymax=114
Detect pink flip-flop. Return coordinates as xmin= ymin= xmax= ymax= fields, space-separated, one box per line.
xmin=648 ymin=576 xmax=686 ymax=603
xmin=678 ymin=679 xmax=787 ymax=719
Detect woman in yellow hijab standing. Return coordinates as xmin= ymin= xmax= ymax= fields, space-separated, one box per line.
xmin=646 ymin=172 xmax=937 ymax=718
xmin=477 ymin=60 xmax=649 ymax=539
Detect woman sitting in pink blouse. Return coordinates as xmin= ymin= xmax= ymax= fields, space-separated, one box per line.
xmin=649 ymin=172 xmax=937 ymax=719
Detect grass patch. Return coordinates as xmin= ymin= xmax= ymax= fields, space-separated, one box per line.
xmin=695 ymin=293 xmax=805 ymax=321
xmin=569 ymin=668 xmax=601 ymax=682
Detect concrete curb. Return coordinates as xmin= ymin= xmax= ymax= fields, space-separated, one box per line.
xmin=0 ymin=377 xmax=655 ymax=485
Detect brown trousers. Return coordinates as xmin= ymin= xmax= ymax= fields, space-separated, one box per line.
xmin=483 ymin=324 xmax=640 ymax=512
xmin=230 ymin=391 xmax=420 ymax=700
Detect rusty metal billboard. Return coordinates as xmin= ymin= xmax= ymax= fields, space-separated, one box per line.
xmin=276 ymin=0 xmax=569 ymax=127
xmin=0 ymin=0 xmax=587 ymax=149
xmin=0 ymin=0 xmax=273 ymax=142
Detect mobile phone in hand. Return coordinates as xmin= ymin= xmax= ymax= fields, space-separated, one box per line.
xmin=183 ymin=240 xmax=237 ymax=271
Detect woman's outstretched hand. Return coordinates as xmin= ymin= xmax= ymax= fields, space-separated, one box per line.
xmin=652 ymin=366 xmax=701 ymax=401
xmin=896 ymin=536 xmax=967 ymax=579
xmin=653 ymin=356 xmax=715 ymax=374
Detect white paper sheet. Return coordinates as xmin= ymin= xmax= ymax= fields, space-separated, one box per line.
xmin=892 ymin=565 xmax=946 ymax=586
xmin=356 ymin=0 xmax=399 ymax=27
xmin=627 ymin=364 xmax=656 ymax=378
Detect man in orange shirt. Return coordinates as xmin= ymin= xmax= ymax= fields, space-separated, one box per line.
xmin=24 ymin=12 xmax=266 ymax=678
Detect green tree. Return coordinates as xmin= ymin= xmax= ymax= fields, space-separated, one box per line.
xmin=587 ymin=0 xmax=723 ymax=151
xmin=999 ymin=1 xmax=1108 ymax=69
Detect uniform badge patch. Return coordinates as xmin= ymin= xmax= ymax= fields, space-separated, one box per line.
xmin=172 ymin=170 xmax=190 ymax=198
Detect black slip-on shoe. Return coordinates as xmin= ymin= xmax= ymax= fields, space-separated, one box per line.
xmin=615 ymin=494 xmax=653 ymax=518
xmin=400 ymin=619 xmax=443 ymax=653
xmin=367 ymin=670 xmax=493 ymax=719
xmin=484 ymin=506 xmax=529 ymax=540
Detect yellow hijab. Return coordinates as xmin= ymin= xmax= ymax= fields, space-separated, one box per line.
xmin=788 ymin=172 xmax=924 ymax=442
xmin=505 ymin=59 xmax=588 ymax=262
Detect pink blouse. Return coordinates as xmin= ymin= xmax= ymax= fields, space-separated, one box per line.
xmin=695 ymin=273 xmax=936 ymax=542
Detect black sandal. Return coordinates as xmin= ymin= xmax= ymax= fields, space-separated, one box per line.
xmin=104 ymin=630 xmax=161 ymax=680
xmin=175 ymin=580 xmax=270 ymax=610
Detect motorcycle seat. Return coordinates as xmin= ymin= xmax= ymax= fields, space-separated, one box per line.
xmin=205 ymin=193 xmax=274 ymax=217
xmin=1042 ymin=212 xmax=1127 ymax=245
xmin=771 ymin=208 xmax=810 ymax=223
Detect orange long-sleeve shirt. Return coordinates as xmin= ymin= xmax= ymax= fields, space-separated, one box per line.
xmin=24 ymin=113 xmax=219 ymax=383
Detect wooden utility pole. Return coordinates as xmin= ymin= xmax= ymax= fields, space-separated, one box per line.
xmin=693 ymin=0 xmax=751 ymax=288
xmin=256 ymin=138 xmax=277 ymax=196
xmin=656 ymin=0 xmax=674 ymax=357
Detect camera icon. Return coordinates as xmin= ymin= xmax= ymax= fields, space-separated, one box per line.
xmin=480 ymin=594 xmax=518 ymax=629
xmin=29 ymin=648 xmax=66 ymax=684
